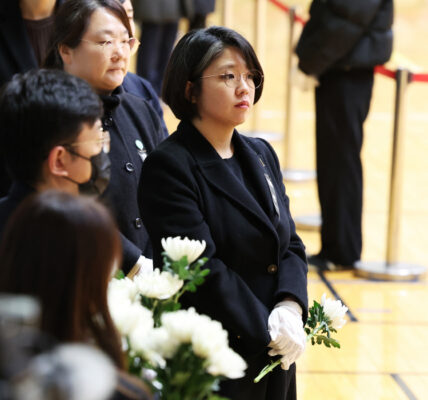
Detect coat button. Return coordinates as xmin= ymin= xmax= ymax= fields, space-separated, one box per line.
xmin=125 ymin=162 xmax=135 ymax=172
xmin=267 ymin=264 xmax=278 ymax=274
xmin=134 ymin=218 xmax=142 ymax=228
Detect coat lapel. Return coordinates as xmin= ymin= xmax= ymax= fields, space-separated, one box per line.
xmin=235 ymin=134 xmax=281 ymax=221
xmin=179 ymin=121 xmax=278 ymax=236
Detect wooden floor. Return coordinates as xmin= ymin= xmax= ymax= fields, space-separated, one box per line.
xmin=156 ymin=1 xmax=428 ymax=398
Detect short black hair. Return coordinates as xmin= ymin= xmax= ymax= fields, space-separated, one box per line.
xmin=0 ymin=69 xmax=103 ymax=185
xmin=44 ymin=0 xmax=132 ymax=69
xmin=162 ymin=26 xmax=264 ymax=121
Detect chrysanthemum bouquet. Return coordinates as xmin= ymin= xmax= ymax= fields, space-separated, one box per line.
xmin=108 ymin=237 xmax=246 ymax=400
xmin=254 ymin=293 xmax=348 ymax=383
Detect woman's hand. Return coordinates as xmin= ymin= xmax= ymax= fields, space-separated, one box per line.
xmin=267 ymin=300 xmax=306 ymax=370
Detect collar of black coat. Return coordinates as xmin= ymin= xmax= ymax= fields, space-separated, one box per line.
xmin=99 ymin=86 xmax=123 ymax=113
xmin=177 ymin=119 xmax=264 ymax=165
xmin=176 ymin=120 xmax=281 ymax=236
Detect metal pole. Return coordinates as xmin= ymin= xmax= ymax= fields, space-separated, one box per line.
xmin=354 ymin=68 xmax=426 ymax=280
xmin=281 ymin=6 xmax=316 ymax=182
xmin=243 ymin=0 xmax=281 ymax=142
xmin=385 ymin=69 xmax=407 ymax=264
xmin=222 ymin=0 xmax=232 ymax=27
xmin=255 ymin=0 xmax=266 ymax=62
xmin=283 ymin=6 xmax=318 ymax=231
xmin=283 ymin=7 xmax=295 ymax=169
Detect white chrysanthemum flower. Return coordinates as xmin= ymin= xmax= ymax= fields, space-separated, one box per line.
xmin=207 ymin=347 xmax=247 ymax=379
xmin=129 ymin=326 xmax=168 ymax=368
xmin=160 ymin=307 xmax=203 ymax=343
xmin=146 ymin=327 xmax=180 ymax=361
xmin=110 ymin=301 xmax=153 ymax=336
xmin=133 ymin=268 xmax=183 ymax=299
xmin=321 ymin=293 xmax=348 ymax=330
xmin=161 ymin=236 xmax=206 ymax=263
xmin=191 ymin=320 xmax=228 ymax=360
xmin=108 ymin=277 xmax=139 ymax=304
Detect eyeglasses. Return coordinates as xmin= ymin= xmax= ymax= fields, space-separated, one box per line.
xmin=199 ymin=70 xmax=263 ymax=89
xmin=80 ymin=37 xmax=140 ymax=56
xmin=64 ymin=130 xmax=111 ymax=154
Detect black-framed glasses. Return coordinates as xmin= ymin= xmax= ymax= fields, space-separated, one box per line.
xmin=199 ymin=70 xmax=264 ymax=89
xmin=80 ymin=37 xmax=140 ymax=56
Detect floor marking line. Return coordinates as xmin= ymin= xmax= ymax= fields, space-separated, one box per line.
xmin=391 ymin=373 xmax=418 ymax=400
xmin=317 ymin=271 xmax=358 ymax=322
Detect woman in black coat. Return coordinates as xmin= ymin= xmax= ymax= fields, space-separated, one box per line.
xmin=140 ymin=26 xmax=308 ymax=400
xmin=44 ymin=0 xmax=166 ymax=274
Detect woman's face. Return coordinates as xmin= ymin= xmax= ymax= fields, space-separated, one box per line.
xmin=193 ymin=47 xmax=256 ymax=132
xmin=61 ymin=8 xmax=131 ymax=94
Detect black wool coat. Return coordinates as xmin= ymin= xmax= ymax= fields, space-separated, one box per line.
xmin=295 ymin=0 xmax=393 ymax=77
xmin=101 ymin=87 xmax=165 ymax=273
xmin=140 ymin=121 xmax=308 ymax=400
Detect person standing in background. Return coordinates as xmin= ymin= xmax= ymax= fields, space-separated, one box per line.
xmin=188 ymin=0 xmax=216 ymax=30
xmin=295 ymin=0 xmax=393 ymax=271
xmin=133 ymin=0 xmax=193 ymax=96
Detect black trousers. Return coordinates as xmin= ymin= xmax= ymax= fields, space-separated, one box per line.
xmin=136 ymin=22 xmax=178 ymax=96
xmin=315 ymin=68 xmax=374 ymax=265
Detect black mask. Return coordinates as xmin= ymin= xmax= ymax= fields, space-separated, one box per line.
xmin=65 ymin=149 xmax=111 ymax=196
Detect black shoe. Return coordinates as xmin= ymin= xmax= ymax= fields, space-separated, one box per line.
xmin=307 ymin=254 xmax=354 ymax=272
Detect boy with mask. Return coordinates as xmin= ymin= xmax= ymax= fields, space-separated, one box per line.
xmin=0 ymin=70 xmax=116 ymax=253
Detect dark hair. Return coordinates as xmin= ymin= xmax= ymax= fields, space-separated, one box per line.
xmin=44 ymin=0 xmax=132 ymax=69
xmin=162 ymin=26 xmax=264 ymax=121
xmin=0 ymin=190 xmax=124 ymax=369
xmin=0 ymin=69 xmax=102 ymax=185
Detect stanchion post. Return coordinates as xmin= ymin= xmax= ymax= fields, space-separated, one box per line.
xmin=354 ymin=68 xmax=426 ymax=280
xmin=283 ymin=7 xmax=295 ymax=169
xmin=281 ymin=6 xmax=316 ymax=183
xmin=250 ymin=0 xmax=266 ymax=133
xmin=222 ymin=0 xmax=232 ymax=27
xmin=385 ymin=68 xmax=408 ymax=264
xmin=243 ymin=0 xmax=281 ymax=142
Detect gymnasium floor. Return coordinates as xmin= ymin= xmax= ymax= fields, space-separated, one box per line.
xmin=158 ymin=1 xmax=428 ymax=398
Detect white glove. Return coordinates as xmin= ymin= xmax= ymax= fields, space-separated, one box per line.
xmin=126 ymin=255 xmax=153 ymax=278
xmin=268 ymin=300 xmax=306 ymax=370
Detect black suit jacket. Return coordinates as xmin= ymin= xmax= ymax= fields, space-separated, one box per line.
xmin=101 ymin=87 xmax=165 ymax=273
xmin=140 ymin=121 xmax=308 ymax=400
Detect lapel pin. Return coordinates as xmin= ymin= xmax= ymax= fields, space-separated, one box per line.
xmin=135 ymin=139 xmax=147 ymax=161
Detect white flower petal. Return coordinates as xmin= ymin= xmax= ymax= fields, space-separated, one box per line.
xmin=207 ymin=347 xmax=247 ymax=379
xmin=321 ymin=293 xmax=348 ymax=330
xmin=134 ymin=269 xmax=183 ymax=299
xmin=161 ymin=236 xmax=206 ymax=263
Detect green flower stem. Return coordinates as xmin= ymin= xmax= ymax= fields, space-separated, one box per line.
xmin=253 ymin=322 xmax=330 ymax=383
xmin=305 ymin=321 xmax=327 ymax=343
xmin=253 ymin=360 xmax=281 ymax=383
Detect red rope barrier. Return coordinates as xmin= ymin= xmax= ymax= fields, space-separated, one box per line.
xmin=269 ymin=0 xmax=306 ymax=25
xmin=268 ymin=0 xmax=428 ymax=83
xmin=412 ymin=73 xmax=428 ymax=83
xmin=374 ymin=65 xmax=396 ymax=79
